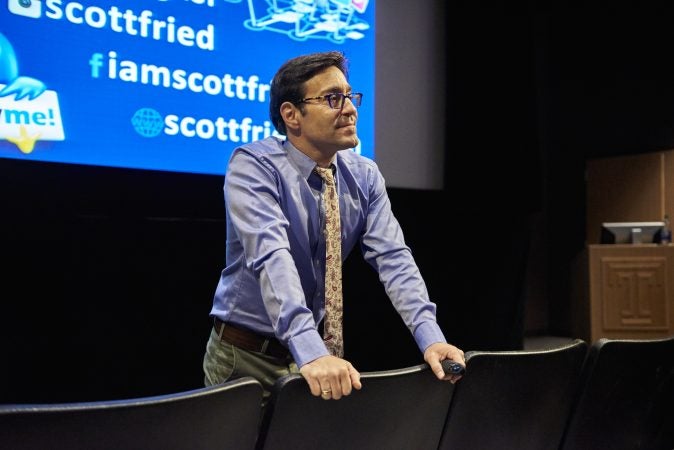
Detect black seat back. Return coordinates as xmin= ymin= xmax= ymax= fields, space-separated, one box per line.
xmin=256 ymin=363 xmax=455 ymax=450
xmin=559 ymin=336 xmax=674 ymax=450
xmin=0 ymin=377 xmax=264 ymax=450
xmin=438 ymin=339 xmax=588 ymax=450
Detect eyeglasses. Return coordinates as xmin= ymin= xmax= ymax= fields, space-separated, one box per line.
xmin=298 ymin=92 xmax=363 ymax=110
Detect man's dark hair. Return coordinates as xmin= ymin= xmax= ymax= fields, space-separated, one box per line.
xmin=269 ymin=51 xmax=349 ymax=135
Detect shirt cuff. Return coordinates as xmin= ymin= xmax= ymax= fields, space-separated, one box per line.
xmin=414 ymin=321 xmax=447 ymax=353
xmin=287 ymin=328 xmax=330 ymax=368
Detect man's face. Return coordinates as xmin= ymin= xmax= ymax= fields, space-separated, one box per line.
xmin=295 ymin=66 xmax=359 ymax=153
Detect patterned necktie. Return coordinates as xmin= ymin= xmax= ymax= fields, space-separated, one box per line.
xmin=315 ymin=166 xmax=344 ymax=358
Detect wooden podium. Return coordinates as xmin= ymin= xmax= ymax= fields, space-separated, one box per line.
xmin=572 ymin=244 xmax=674 ymax=342
xmin=573 ymin=149 xmax=674 ymax=342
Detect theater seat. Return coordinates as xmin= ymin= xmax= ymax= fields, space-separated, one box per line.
xmin=438 ymin=339 xmax=588 ymax=450
xmin=256 ymin=363 xmax=455 ymax=450
xmin=0 ymin=377 xmax=263 ymax=450
xmin=559 ymin=336 xmax=674 ymax=450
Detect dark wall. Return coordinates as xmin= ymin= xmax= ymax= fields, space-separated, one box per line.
xmin=442 ymin=10 xmax=541 ymax=349
xmin=536 ymin=11 xmax=674 ymax=333
xmin=1 ymin=160 xmax=226 ymax=402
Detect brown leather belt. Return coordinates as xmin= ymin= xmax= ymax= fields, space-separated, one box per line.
xmin=213 ymin=318 xmax=289 ymax=359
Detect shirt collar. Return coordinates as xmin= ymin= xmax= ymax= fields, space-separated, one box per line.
xmin=284 ymin=140 xmax=337 ymax=180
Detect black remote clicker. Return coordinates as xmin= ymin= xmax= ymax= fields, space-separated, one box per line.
xmin=441 ymin=359 xmax=466 ymax=376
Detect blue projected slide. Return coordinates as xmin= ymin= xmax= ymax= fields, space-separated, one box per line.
xmin=0 ymin=0 xmax=375 ymax=175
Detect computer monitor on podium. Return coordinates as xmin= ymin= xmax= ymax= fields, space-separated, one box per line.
xmin=600 ymin=221 xmax=665 ymax=244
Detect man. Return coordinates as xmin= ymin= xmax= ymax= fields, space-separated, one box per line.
xmin=203 ymin=51 xmax=464 ymax=402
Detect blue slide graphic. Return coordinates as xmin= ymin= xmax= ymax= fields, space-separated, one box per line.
xmin=0 ymin=0 xmax=375 ymax=175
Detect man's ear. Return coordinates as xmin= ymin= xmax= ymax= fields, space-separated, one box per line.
xmin=280 ymin=101 xmax=300 ymax=133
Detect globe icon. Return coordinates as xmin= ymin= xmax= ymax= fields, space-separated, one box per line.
xmin=131 ymin=108 xmax=164 ymax=138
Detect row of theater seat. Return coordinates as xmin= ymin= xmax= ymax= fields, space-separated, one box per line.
xmin=1 ymin=335 xmax=673 ymax=450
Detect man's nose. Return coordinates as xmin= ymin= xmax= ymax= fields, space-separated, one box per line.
xmin=340 ymin=97 xmax=358 ymax=115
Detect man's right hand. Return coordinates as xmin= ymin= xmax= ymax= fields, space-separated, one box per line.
xmin=299 ymin=355 xmax=362 ymax=400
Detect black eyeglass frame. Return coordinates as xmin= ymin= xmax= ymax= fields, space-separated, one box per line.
xmin=297 ymin=92 xmax=363 ymax=110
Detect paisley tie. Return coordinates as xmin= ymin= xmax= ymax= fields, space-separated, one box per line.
xmin=315 ymin=166 xmax=344 ymax=358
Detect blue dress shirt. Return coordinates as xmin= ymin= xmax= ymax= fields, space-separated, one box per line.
xmin=210 ymin=136 xmax=447 ymax=367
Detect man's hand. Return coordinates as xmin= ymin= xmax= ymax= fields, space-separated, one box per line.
xmin=299 ymin=355 xmax=362 ymax=400
xmin=424 ymin=342 xmax=466 ymax=383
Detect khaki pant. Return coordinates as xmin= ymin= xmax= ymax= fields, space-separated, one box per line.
xmin=202 ymin=328 xmax=299 ymax=405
